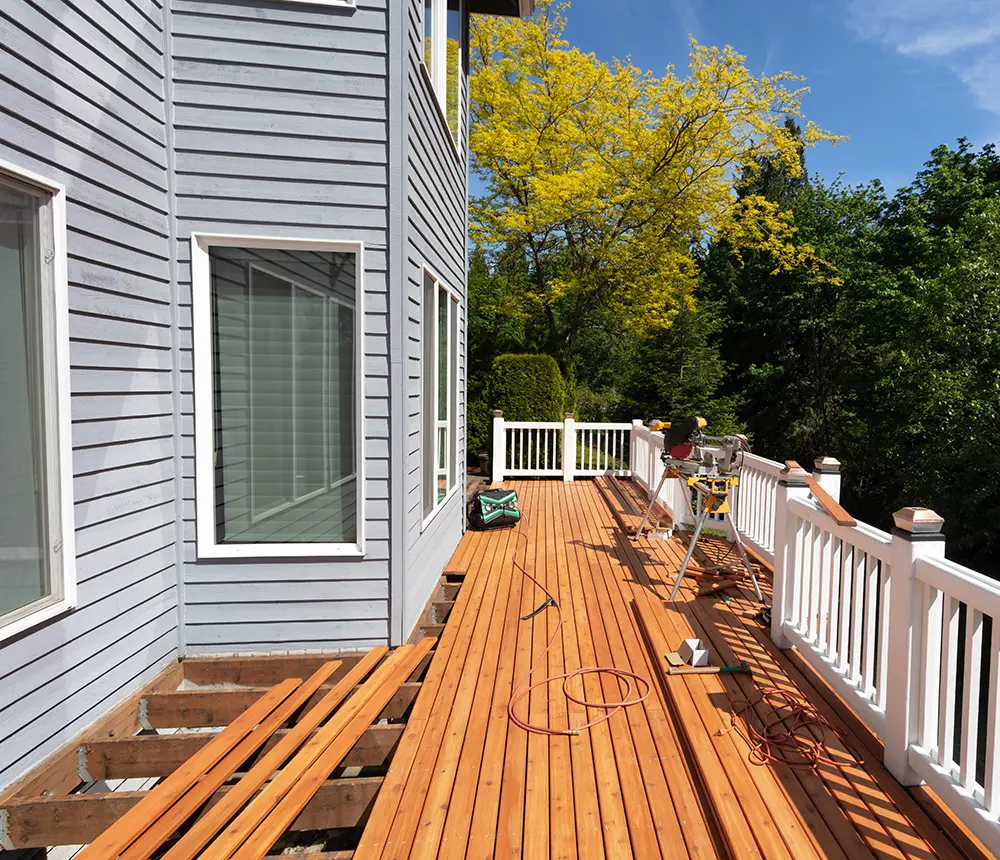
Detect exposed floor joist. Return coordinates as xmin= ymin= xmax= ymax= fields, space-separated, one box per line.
xmin=2 ymin=777 xmax=383 ymax=848
xmin=0 ymin=570 xmax=463 ymax=855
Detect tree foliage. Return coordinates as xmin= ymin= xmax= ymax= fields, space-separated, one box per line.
xmin=704 ymin=139 xmax=1000 ymax=572
xmin=469 ymin=1 xmax=842 ymax=358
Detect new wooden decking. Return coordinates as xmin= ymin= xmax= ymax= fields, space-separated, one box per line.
xmin=356 ymin=479 xmax=978 ymax=860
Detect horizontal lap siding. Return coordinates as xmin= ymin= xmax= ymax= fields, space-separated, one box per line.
xmin=0 ymin=0 xmax=179 ymax=792
xmin=400 ymin=0 xmax=468 ymax=638
xmin=171 ymin=0 xmax=393 ymax=653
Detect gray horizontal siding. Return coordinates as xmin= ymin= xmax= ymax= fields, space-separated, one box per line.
xmin=172 ymin=0 xmax=393 ymax=654
xmin=399 ymin=0 xmax=469 ymax=637
xmin=0 ymin=0 xmax=179 ymax=793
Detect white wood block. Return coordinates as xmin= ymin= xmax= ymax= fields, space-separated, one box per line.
xmin=678 ymin=638 xmax=708 ymax=667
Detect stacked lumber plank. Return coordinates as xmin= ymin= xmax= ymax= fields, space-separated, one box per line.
xmin=72 ymin=640 xmax=435 ymax=860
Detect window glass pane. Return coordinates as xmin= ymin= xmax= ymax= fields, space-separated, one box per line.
xmin=210 ymin=248 xmax=358 ymax=545
xmin=328 ymin=301 xmax=356 ymax=486
xmin=0 ymin=184 xmax=49 ymax=617
xmin=447 ymin=2 xmax=462 ymax=142
xmin=424 ymin=0 xmax=434 ymax=70
xmin=438 ymin=286 xmax=448 ymax=422
xmin=422 ymin=272 xmax=437 ymax=517
xmin=448 ymin=299 xmax=459 ymax=491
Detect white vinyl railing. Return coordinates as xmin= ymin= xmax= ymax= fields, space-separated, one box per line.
xmin=499 ymin=421 xmax=564 ymax=478
xmin=778 ymin=495 xmax=893 ymax=736
xmin=493 ymin=414 xmax=1000 ymax=852
xmin=491 ymin=413 xmax=631 ymax=482
xmin=731 ymin=453 xmax=783 ymax=563
xmin=575 ymin=422 xmax=632 ymax=476
xmin=769 ymin=467 xmax=1000 ymax=854
xmin=906 ymin=555 xmax=1000 ymax=838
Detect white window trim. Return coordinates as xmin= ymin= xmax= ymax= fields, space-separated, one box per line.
xmin=278 ymin=0 xmax=356 ymax=6
xmin=421 ymin=266 xmax=461 ymax=532
xmin=191 ymin=233 xmax=366 ymax=559
xmin=421 ymin=0 xmax=466 ymax=157
xmin=0 ymin=158 xmax=76 ymax=643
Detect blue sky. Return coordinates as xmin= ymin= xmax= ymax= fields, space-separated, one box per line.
xmin=556 ymin=0 xmax=1000 ymax=193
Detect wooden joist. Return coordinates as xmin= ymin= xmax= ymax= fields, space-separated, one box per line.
xmin=80 ymin=723 xmax=403 ymax=781
xmin=68 ymin=679 xmax=302 ymax=860
xmin=0 ymin=662 xmax=184 ymax=804
xmin=140 ymin=682 xmax=420 ymax=728
xmin=227 ymin=638 xmax=437 ymax=860
xmin=180 ymin=654 xmax=368 ymax=688
xmin=0 ymin=777 xmax=383 ymax=849
xmin=162 ymin=647 xmax=389 ymax=860
xmin=117 ymin=662 xmax=344 ymax=860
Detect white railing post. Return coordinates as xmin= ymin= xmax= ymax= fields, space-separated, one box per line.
xmin=562 ymin=413 xmax=576 ymax=482
xmin=630 ymin=420 xmax=643 ymax=486
xmin=491 ymin=410 xmax=505 ymax=484
xmin=884 ymin=506 xmax=946 ymax=785
xmin=813 ymin=457 xmax=842 ymax=502
xmin=771 ymin=461 xmax=811 ymax=649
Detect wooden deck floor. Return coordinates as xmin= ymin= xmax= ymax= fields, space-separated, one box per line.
xmin=355 ymin=479 xmax=977 ymax=860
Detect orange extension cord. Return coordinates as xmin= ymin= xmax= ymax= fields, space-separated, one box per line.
xmin=724 ymin=687 xmax=861 ymax=770
xmin=507 ymin=516 xmax=652 ymax=737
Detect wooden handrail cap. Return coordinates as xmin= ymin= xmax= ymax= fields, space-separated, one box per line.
xmin=892 ymin=506 xmax=945 ymax=534
xmin=780 ymin=460 xmax=810 ymax=482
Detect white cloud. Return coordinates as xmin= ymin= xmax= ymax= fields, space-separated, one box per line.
xmin=669 ymin=0 xmax=700 ymax=38
xmin=847 ymin=0 xmax=1000 ymax=113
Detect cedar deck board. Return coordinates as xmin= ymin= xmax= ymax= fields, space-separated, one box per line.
xmin=354 ymin=479 xmax=982 ymax=860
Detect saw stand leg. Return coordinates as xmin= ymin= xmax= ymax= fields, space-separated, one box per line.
xmin=634 ymin=467 xmax=672 ymax=539
xmin=668 ymin=510 xmax=764 ymax=603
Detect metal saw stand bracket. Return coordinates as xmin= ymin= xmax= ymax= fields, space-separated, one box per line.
xmin=667 ymin=475 xmax=764 ymax=604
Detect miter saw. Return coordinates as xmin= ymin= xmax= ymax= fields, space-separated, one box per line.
xmin=634 ymin=417 xmax=763 ymax=603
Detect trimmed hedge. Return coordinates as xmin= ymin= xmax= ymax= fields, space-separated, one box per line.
xmin=490 ymin=353 xmax=566 ymax=422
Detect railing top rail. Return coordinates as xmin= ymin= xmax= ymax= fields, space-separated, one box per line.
xmin=915 ymin=555 xmax=1000 ymax=617
xmin=741 ymin=452 xmax=785 ymax=478
xmin=503 ymin=421 xmax=564 ymax=429
xmin=574 ymin=422 xmax=633 ymax=430
xmin=788 ymin=495 xmax=893 ymax=560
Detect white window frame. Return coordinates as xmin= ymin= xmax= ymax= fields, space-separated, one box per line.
xmin=191 ymin=233 xmax=365 ymax=559
xmin=421 ymin=266 xmax=461 ymax=530
xmin=421 ymin=0 xmax=465 ymax=153
xmin=0 ymin=159 xmax=76 ymax=642
xmin=279 ymin=0 xmax=356 ymax=6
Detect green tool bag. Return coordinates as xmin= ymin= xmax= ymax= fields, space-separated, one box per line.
xmin=468 ymin=489 xmax=521 ymax=531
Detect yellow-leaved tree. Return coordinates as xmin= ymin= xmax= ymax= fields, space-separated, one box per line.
xmin=469 ymin=0 xmax=844 ymax=354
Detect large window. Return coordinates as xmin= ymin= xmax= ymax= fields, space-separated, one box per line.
xmin=423 ymin=0 xmax=465 ymax=145
xmin=0 ymin=162 xmax=74 ymax=639
xmin=422 ymin=269 xmax=459 ymax=521
xmin=192 ymin=236 xmax=364 ymax=558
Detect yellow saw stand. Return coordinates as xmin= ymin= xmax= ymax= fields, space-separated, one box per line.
xmin=667 ymin=475 xmax=764 ymax=603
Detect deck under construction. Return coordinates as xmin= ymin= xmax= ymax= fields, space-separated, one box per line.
xmin=354 ymin=479 xmax=986 ymax=860
xmin=0 ymin=479 xmax=990 ymax=859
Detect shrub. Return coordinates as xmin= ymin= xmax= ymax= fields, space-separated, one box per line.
xmin=490 ymin=353 xmax=566 ymax=422
xmin=467 ymin=396 xmax=492 ymax=457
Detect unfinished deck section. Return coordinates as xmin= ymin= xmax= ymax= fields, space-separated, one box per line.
xmin=355 ymin=479 xmax=983 ymax=860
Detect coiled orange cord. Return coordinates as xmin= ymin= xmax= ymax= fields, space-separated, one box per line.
xmin=507 ymin=515 xmax=651 ymax=737
xmin=725 ymin=687 xmax=861 ymax=770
